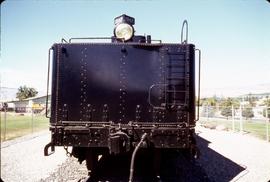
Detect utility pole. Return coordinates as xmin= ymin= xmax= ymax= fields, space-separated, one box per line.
xmin=232 ymin=105 xmax=235 ymax=132
xmin=239 ymin=104 xmax=243 ymax=134
xmin=0 ymin=73 xmax=1 ymax=182
xmin=206 ymin=103 xmax=209 ymax=121
xmin=3 ymin=107 xmax=6 ymax=141
xmin=31 ymin=107 xmax=34 ymax=133
xmin=266 ymin=107 xmax=269 ymax=142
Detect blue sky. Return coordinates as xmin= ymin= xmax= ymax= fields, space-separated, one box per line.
xmin=1 ymin=0 xmax=270 ymax=97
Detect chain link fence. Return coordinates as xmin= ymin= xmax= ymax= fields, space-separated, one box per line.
xmin=1 ymin=105 xmax=269 ymax=142
xmin=198 ymin=105 xmax=270 ymax=142
xmin=0 ymin=107 xmax=49 ymax=141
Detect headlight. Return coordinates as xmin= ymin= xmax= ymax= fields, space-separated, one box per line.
xmin=114 ymin=23 xmax=134 ymax=41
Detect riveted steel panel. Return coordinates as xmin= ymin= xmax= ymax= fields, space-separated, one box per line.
xmin=50 ymin=43 xmax=195 ymax=125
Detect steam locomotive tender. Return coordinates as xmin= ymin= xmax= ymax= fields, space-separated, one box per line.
xmin=45 ymin=14 xmax=201 ymax=179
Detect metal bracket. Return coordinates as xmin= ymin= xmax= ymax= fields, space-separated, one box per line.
xmin=108 ymin=131 xmax=131 ymax=155
xmin=61 ymin=38 xmax=68 ymax=43
xmin=44 ymin=142 xmax=55 ymax=156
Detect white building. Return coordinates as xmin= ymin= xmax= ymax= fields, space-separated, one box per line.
xmin=3 ymin=95 xmax=51 ymax=113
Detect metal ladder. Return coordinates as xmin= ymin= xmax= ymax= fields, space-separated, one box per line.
xmin=165 ymin=50 xmax=189 ymax=108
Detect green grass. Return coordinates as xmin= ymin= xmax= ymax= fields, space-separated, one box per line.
xmin=1 ymin=112 xmax=269 ymax=142
xmin=0 ymin=112 xmax=49 ymax=141
xmin=199 ymin=117 xmax=270 ymax=140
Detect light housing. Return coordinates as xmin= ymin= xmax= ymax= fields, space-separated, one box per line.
xmin=114 ymin=14 xmax=135 ymax=41
xmin=114 ymin=23 xmax=134 ymax=41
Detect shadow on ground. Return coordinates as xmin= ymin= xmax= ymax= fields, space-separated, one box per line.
xmin=85 ymin=135 xmax=245 ymax=182
xmin=196 ymin=135 xmax=246 ymax=182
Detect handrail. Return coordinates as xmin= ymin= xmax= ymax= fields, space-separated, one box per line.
xmin=181 ymin=20 xmax=188 ymax=44
xmin=69 ymin=37 xmax=113 ymax=43
xmin=46 ymin=47 xmax=53 ymax=118
xmin=195 ymin=48 xmax=201 ymax=121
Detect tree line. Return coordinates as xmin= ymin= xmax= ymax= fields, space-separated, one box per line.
xmin=199 ymin=95 xmax=270 ymax=119
xmin=16 ymin=85 xmax=38 ymax=101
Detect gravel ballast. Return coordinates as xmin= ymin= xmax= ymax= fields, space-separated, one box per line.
xmin=1 ymin=131 xmax=67 ymax=182
xmin=1 ymin=127 xmax=270 ymax=181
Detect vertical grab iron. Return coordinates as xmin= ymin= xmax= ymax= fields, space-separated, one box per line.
xmin=195 ymin=49 xmax=201 ymax=121
xmin=181 ymin=20 xmax=188 ymax=44
xmin=46 ymin=47 xmax=53 ymax=118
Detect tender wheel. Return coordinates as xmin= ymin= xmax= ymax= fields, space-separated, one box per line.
xmin=71 ymin=147 xmax=99 ymax=178
xmin=153 ymin=149 xmax=161 ymax=178
xmin=85 ymin=149 xmax=98 ymax=176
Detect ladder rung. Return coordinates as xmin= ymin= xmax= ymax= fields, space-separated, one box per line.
xmin=168 ymin=52 xmax=185 ymax=55
xmin=167 ymin=77 xmax=186 ymax=80
xmin=171 ymin=98 xmax=185 ymax=101
xmin=169 ymin=59 xmax=185 ymax=62
xmin=170 ymin=71 xmax=185 ymax=74
xmin=166 ymin=90 xmax=187 ymax=93
xmin=167 ymin=65 xmax=185 ymax=68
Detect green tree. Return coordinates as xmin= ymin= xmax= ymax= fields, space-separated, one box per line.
xmin=221 ymin=106 xmax=232 ymax=119
xmin=201 ymin=96 xmax=218 ymax=106
xmin=220 ymin=97 xmax=239 ymax=119
xmin=247 ymin=93 xmax=257 ymax=107
xmin=207 ymin=97 xmax=217 ymax=106
xmin=220 ymin=97 xmax=240 ymax=108
xmin=263 ymin=96 xmax=270 ymax=118
xmin=264 ymin=98 xmax=270 ymax=107
xmin=263 ymin=97 xmax=270 ymax=118
xmin=242 ymin=105 xmax=254 ymax=120
xmin=263 ymin=108 xmax=270 ymax=118
xmin=16 ymin=85 xmax=38 ymax=101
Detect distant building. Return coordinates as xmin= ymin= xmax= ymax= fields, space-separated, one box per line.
xmin=2 ymin=95 xmax=51 ymax=113
xmin=238 ymin=93 xmax=270 ymax=101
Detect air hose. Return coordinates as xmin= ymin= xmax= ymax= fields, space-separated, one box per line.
xmin=128 ymin=133 xmax=148 ymax=182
